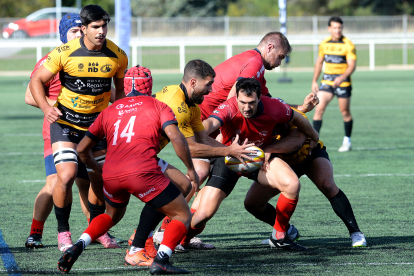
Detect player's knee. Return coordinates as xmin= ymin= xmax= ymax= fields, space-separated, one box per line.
xmin=280 ymin=177 xmax=301 ymax=197
xmin=53 ymin=148 xmax=78 ymax=185
xmin=244 ymin=197 xmax=261 ymax=215
xmin=195 ymin=166 xmax=210 ymax=184
xmin=193 ymin=207 xmax=214 ymax=225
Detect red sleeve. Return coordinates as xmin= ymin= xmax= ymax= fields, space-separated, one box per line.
xmin=86 ymin=111 xmax=105 ymax=142
xmin=156 ymin=100 xmax=178 ymax=130
xmin=208 ymin=98 xmax=237 ymax=126
xmin=238 ymin=58 xmax=263 ymax=79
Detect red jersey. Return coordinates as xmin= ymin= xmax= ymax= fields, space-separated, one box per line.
xmin=31 ymin=53 xmax=61 ymax=143
xmin=200 ymin=49 xmax=270 ymax=120
xmin=86 ymin=96 xmax=177 ymax=180
xmin=210 ymin=96 xmax=293 ymax=149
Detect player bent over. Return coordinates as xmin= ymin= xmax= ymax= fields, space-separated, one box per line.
xmin=24 ymin=13 xmax=118 ymax=250
xmin=58 ymin=81 xmax=198 ymax=275
xmin=244 ymin=108 xmax=367 ymax=247
xmin=180 ymin=78 xmax=319 ymax=251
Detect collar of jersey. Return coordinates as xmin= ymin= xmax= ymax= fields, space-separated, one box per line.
xmin=327 ymin=36 xmax=344 ymax=43
xmin=80 ymin=36 xmax=107 ymax=54
xmin=179 ymin=83 xmax=195 ymax=107
xmin=253 ymin=48 xmax=261 ymax=55
xmin=251 ymin=100 xmax=264 ymax=118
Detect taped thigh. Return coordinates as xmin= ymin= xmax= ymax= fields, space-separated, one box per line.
xmin=53 ymin=148 xmax=78 ymax=166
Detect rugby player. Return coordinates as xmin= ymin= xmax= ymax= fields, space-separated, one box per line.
xmin=312 ymin=16 xmax=356 ymax=152
xmin=180 ymin=77 xmax=320 ymax=251
xmin=57 ymin=76 xmax=198 ymax=275
xmin=24 ymin=13 xmax=118 ymax=250
xmin=244 ymin=107 xmax=367 ymax=247
xmin=29 ymin=5 xmax=128 ymax=252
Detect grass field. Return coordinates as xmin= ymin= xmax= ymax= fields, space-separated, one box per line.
xmin=1 ymin=70 xmax=414 ymax=275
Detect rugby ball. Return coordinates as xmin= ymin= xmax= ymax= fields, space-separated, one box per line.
xmin=224 ymin=146 xmax=265 ymax=173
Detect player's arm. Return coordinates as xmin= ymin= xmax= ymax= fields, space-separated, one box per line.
xmin=312 ymin=55 xmax=324 ymax=93
xmin=264 ymin=128 xmax=307 ymax=154
xmin=333 ymin=59 xmax=356 ymax=88
xmin=30 ymin=66 xmax=62 ymax=123
xmin=227 ymin=82 xmax=238 ymax=100
xmin=287 ymin=92 xmax=320 ymax=113
xmin=109 ymin=86 xmax=117 ymax=103
xmin=77 ymin=135 xmax=101 ymax=174
xmin=164 ymin=124 xmax=199 ymax=190
xmin=25 ymin=82 xmax=56 ymax=108
xmin=113 ymin=77 xmax=125 ymax=101
xmin=290 ymin=110 xmax=319 ymax=154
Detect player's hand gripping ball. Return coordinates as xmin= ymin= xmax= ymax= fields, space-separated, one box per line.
xmin=225 ymin=146 xmax=265 ymax=173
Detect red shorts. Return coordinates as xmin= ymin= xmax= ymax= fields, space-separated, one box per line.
xmin=43 ymin=118 xmax=52 ymax=158
xmin=103 ymin=171 xmax=170 ymax=205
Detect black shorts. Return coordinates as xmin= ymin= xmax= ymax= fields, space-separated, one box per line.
xmin=319 ymin=84 xmax=352 ymax=98
xmin=104 ymin=181 xmax=181 ymax=209
xmin=289 ymin=145 xmax=330 ymax=178
xmin=50 ymin=122 xmax=107 ymax=151
xmin=205 ymin=157 xmax=240 ymax=196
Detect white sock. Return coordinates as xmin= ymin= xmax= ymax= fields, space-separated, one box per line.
xmin=129 ymin=246 xmax=143 ymax=254
xmin=78 ymin=233 xmax=92 ymax=248
xmin=148 ymin=230 xmax=153 ymax=238
xmin=343 ymin=136 xmax=351 ymax=144
xmin=158 ymin=244 xmax=173 ymax=257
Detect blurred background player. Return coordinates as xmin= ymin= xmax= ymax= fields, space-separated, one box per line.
xmin=24 ymin=13 xmax=115 ymax=250
xmin=57 ymin=74 xmax=198 ymax=275
xmin=29 ymin=5 xmax=128 ymax=252
xmin=312 ymin=16 xmax=356 ymax=152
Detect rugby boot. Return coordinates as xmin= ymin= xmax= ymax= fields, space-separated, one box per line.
xmin=96 ymin=232 xmax=121 ymax=248
xmin=57 ymin=231 xmax=73 ymax=252
xmin=125 ymin=249 xmax=153 ymax=266
xmin=145 ymin=236 xmax=158 ymax=258
xmin=57 ymin=241 xmax=84 ymax=274
xmin=150 ymin=253 xmax=189 ymax=275
xmin=351 ymin=232 xmax=367 ymax=247
xmin=128 ymin=230 xmax=136 ymax=246
xmin=268 ymin=233 xmax=307 ymax=251
xmin=107 ymin=231 xmax=124 ymax=244
xmin=25 ymin=234 xmax=44 ymax=249
xmin=261 ymin=224 xmax=300 ymax=245
xmin=182 ymin=237 xmax=215 ymax=250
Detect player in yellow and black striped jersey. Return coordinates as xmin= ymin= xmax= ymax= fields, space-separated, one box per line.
xmin=312 ymin=16 xmax=356 ymax=152
xmin=30 ymin=5 xmax=127 ymax=253
xmin=244 ymin=106 xmax=367 ymax=248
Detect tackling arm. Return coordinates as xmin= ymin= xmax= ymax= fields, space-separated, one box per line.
xmin=290 ymin=111 xmax=319 ymax=153
xmin=25 ymin=82 xmax=56 ymax=108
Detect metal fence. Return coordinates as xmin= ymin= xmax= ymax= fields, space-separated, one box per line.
xmin=1 ymin=15 xmax=414 ymax=40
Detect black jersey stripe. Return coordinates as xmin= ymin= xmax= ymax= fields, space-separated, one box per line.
xmin=60 ymin=72 xmax=112 ymax=96
xmin=322 ymin=74 xmax=351 ymax=82
xmin=58 ymin=103 xmax=101 ymax=128
xmin=324 ymin=54 xmax=347 ymax=64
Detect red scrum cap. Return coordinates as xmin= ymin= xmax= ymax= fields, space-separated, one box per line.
xmin=124 ymin=65 xmax=153 ymax=97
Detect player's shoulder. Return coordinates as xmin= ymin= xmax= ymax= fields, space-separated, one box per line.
xmin=320 ymin=36 xmax=332 ymax=44
xmin=105 ymin=39 xmax=128 ymax=59
xmin=155 ymin=85 xmax=183 ymax=105
xmin=53 ymin=38 xmax=81 ymax=57
xmin=31 ymin=53 xmax=51 ymax=76
xmin=342 ymin=36 xmax=355 ymax=46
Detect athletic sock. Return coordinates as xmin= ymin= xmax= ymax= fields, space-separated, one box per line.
xmin=83 ymin=213 xmax=114 ymax=242
xmin=344 ymin=119 xmax=353 ymax=138
xmin=88 ymin=201 xmax=105 ymax=223
xmin=129 ymin=246 xmax=144 ymax=254
xmin=162 ymin=220 xmax=187 ymax=252
xmin=181 ymin=226 xmax=205 ymax=245
xmin=54 ymin=203 xmax=72 ymax=233
xmin=30 ymin=218 xmax=45 ymax=236
xmin=313 ymin=120 xmax=322 ymax=133
xmin=248 ymin=203 xmax=277 ymax=226
xmin=329 ymin=189 xmax=360 ymax=234
xmin=132 ymin=204 xmax=165 ymax=248
xmin=274 ymin=194 xmax=298 ymax=233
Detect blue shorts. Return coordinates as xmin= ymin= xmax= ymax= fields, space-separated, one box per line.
xmin=44 ymin=154 xmax=89 ymax=180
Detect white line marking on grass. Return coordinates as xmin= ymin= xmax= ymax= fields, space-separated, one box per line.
xmin=19 ymin=180 xmax=45 ymax=183
xmin=353 ymin=147 xmax=397 ymax=151
xmin=327 ymin=105 xmax=414 ymax=110
xmin=334 ymin=173 xmax=414 ymax=178
xmin=0 ymin=152 xmax=43 ymax=156
xmin=3 ymin=262 xmax=414 ymax=273
xmin=3 ymin=133 xmax=42 ymax=137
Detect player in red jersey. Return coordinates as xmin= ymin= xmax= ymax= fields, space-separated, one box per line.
xmin=178 ymin=78 xmax=319 ymax=251
xmin=57 ymin=79 xmax=198 ymax=275
xmin=24 ymin=13 xmax=120 ymax=250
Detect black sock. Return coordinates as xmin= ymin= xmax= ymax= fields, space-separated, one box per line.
xmin=88 ymin=201 xmax=105 ymax=223
xmin=313 ymin=120 xmax=322 ymax=133
xmin=132 ymin=204 xmax=165 ymax=248
xmin=329 ymin=189 xmax=360 ymax=234
xmin=344 ymin=119 xmax=353 ymax=137
xmin=54 ymin=203 xmax=72 ymax=233
xmin=247 ymin=203 xmax=276 ymax=227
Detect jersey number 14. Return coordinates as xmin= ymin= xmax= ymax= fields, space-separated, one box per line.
xmin=113 ymin=116 xmax=136 ymax=145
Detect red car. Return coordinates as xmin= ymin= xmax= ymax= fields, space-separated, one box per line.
xmin=3 ymin=7 xmax=80 ymax=39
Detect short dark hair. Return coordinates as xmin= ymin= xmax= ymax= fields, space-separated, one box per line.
xmin=259 ymin=32 xmax=292 ymax=55
xmin=80 ymin=5 xmax=111 ymax=26
xmin=183 ymin=59 xmax=215 ymax=82
xmin=236 ymin=78 xmax=261 ymax=98
xmin=328 ymin=16 xmax=343 ymax=26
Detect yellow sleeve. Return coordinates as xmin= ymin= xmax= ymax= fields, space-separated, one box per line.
xmin=115 ymin=53 xmax=128 ymax=78
xmin=347 ymin=41 xmax=357 ymax=60
xmin=190 ymin=106 xmax=205 ymax=133
xmin=42 ymin=47 xmax=63 ymax=74
xmin=318 ymin=41 xmax=325 ymax=58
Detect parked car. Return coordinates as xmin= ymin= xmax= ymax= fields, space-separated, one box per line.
xmin=2 ymin=7 xmax=80 ymax=39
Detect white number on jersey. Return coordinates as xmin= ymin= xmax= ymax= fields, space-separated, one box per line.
xmin=112 ymin=116 xmax=136 ymax=145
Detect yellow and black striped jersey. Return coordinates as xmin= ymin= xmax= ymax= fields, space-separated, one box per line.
xmin=43 ymin=37 xmax=128 ymax=130
xmin=318 ymin=36 xmax=356 ymax=87
xmin=154 ymin=84 xmax=205 ymax=151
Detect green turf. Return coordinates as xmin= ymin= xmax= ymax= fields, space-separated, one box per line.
xmin=1 ymin=70 xmax=414 ymax=275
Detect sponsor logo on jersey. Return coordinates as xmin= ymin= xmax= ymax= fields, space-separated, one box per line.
xmin=139 ymin=188 xmax=155 ymax=199
xmin=57 ymin=46 xmax=70 ymax=53
xmin=118 ymin=47 xmax=127 ymax=57
xmin=63 ymin=128 xmax=70 ymax=135
xmin=40 ymin=59 xmax=46 ymax=66
xmin=177 ymin=102 xmax=187 ymax=113
xmin=70 ymin=131 xmax=79 ymax=137
xmin=116 ymin=102 xmax=143 ymax=109
xmin=256 ymin=65 xmax=265 ymax=78
xmin=47 ymin=56 xmax=51 ymax=62
xmin=285 ymin=105 xmax=291 ymax=116
xmin=71 ymin=96 xmax=79 ymax=107
xmin=213 ymin=110 xmax=219 ymax=114
xmin=88 ymin=62 xmax=99 ymax=73
xmin=128 ymin=99 xmax=135 ymax=102
xmin=78 ymin=63 xmax=84 ymax=71
xmin=100 ymin=63 xmax=112 ymax=73
xmin=218 ymin=104 xmax=228 ymax=109
xmin=75 ymin=79 xmax=86 ymax=90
